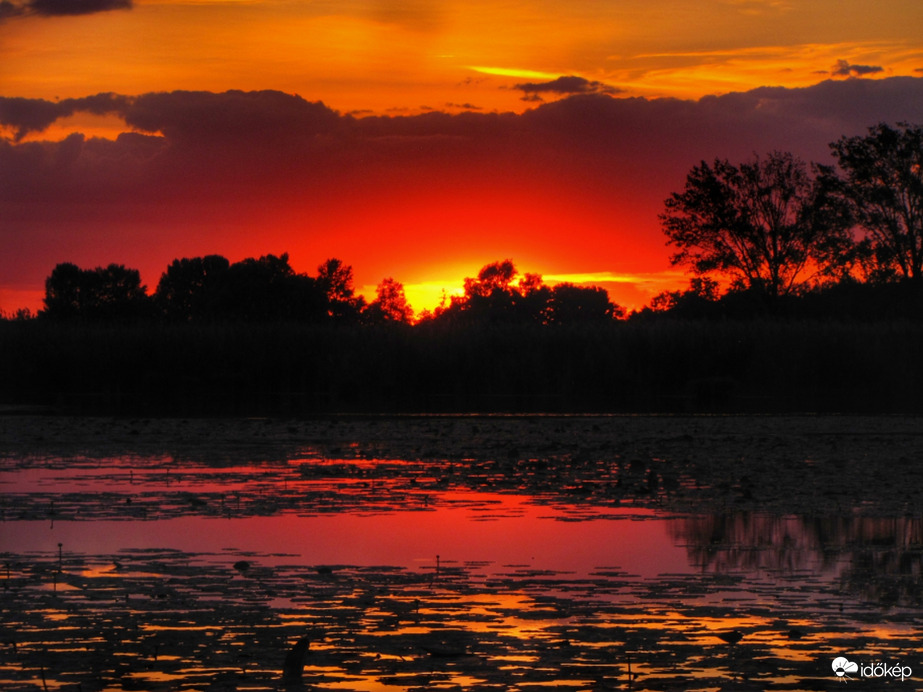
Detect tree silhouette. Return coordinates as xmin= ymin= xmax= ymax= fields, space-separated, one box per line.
xmin=647 ymin=277 xmax=720 ymax=316
xmin=154 ymin=255 xmax=230 ymax=321
xmin=317 ymin=258 xmax=364 ymax=320
xmin=660 ymin=152 xmax=853 ymax=298
xmin=43 ymin=262 xmax=149 ymax=320
xmin=42 ymin=262 xmax=85 ymax=319
xmin=364 ymin=277 xmax=413 ymax=323
xmin=438 ymin=260 xmax=526 ymax=322
xmin=154 ymin=253 xmax=328 ymax=322
xmin=432 ymin=260 xmax=618 ymax=324
xmin=517 ymin=272 xmax=553 ymax=323
xmin=550 ymin=283 xmax=621 ymax=322
xmin=92 ymin=264 xmax=149 ymax=319
xmin=464 ymin=259 xmax=517 ymax=298
xmin=830 ymin=122 xmax=923 ymax=282
xmin=224 ymin=253 xmax=293 ymax=320
xmin=224 ymin=253 xmax=326 ymax=321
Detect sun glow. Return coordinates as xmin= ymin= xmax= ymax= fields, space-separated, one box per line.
xmin=2 ymin=0 xmax=923 ymax=316
xmin=356 ymin=267 xmax=689 ymax=321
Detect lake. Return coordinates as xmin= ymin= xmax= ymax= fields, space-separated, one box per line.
xmin=1 ymin=414 xmax=922 ymax=691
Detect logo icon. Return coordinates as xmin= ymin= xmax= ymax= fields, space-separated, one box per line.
xmin=832 ymin=657 xmax=859 ymax=680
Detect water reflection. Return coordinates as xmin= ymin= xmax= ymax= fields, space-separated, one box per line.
xmin=2 ymin=498 xmax=921 ymax=690
xmin=3 ymin=414 xmax=923 ymax=690
xmin=1 ymin=538 xmax=917 ymax=692
xmin=672 ymin=513 xmax=923 ymax=606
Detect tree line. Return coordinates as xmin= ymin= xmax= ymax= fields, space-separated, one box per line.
xmin=35 ymin=255 xmax=621 ymax=326
xmin=6 ymin=120 xmax=923 ymax=325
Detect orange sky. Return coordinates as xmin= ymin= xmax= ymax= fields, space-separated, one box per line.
xmin=2 ymin=0 xmax=923 ymax=314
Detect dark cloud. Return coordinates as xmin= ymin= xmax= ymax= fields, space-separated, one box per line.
xmin=0 ymin=1 xmax=21 ymax=18
xmin=0 ymin=93 xmax=131 ymax=140
xmin=514 ymin=75 xmax=622 ymax=101
xmin=0 ymin=97 xmax=64 ymax=140
xmin=4 ymin=79 xmax=922 ymax=181
xmin=831 ymin=59 xmax=884 ymax=78
xmin=2 ymin=78 xmax=922 ymax=293
xmin=121 ymin=90 xmax=342 ymax=147
xmin=0 ymin=0 xmax=129 ymax=20
xmin=31 ymin=0 xmax=130 ymax=15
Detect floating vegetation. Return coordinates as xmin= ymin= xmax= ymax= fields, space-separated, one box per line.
xmin=4 ymin=414 xmax=923 ymax=519
xmin=1 ymin=547 xmax=919 ymax=691
xmin=2 ymin=414 xmax=923 ymax=690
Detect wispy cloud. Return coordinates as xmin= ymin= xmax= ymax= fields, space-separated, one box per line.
xmin=622 ymin=42 xmax=903 ymax=97
xmin=722 ymin=0 xmax=793 ymax=15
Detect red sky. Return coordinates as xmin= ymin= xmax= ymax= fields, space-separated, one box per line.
xmin=2 ymin=0 xmax=923 ymax=314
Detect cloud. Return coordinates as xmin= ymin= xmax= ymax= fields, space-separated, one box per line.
xmin=723 ymin=0 xmax=793 ymax=15
xmin=0 ymin=97 xmax=64 ymax=140
xmin=2 ymin=78 xmax=923 ymax=307
xmin=120 ymin=90 xmax=342 ymax=147
xmin=0 ymin=1 xmax=20 ymax=19
xmin=0 ymin=93 xmax=131 ymax=140
xmin=5 ymin=79 xmax=922 ymax=188
xmin=830 ymin=59 xmax=884 ymax=78
xmin=0 ymin=0 xmax=130 ymax=20
xmin=514 ymin=75 xmax=622 ymax=101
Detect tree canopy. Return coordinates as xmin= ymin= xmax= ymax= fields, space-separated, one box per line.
xmin=660 ymin=151 xmax=852 ymax=298
xmin=36 ymin=256 xmax=621 ymax=326
xmin=44 ymin=263 xmax=149 ymax=320
xmin=830 ymin=122 xmax=923 ymax=282
xmin=365 ymin=277 xmax=414 ymax=324
xmin=429 ymin=260 xmax=622 ymax=324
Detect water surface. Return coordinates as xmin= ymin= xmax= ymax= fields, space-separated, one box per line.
xmin=2 ymin=414 xmax=921 ymax=691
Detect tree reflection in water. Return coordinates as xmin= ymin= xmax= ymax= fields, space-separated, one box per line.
xmin=673 ymin=513 xmax=923 ymax=606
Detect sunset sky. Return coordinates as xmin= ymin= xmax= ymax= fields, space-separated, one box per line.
xmin=2 ymin=0 xmax=923 ymax=314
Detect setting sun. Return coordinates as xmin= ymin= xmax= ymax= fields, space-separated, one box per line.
xmin=2 ymin=4 xmax=923 ymax=689
xmin=2 ymin=0 xmax=923 ymax=315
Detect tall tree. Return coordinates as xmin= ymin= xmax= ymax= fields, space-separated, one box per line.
xmin=660 ymin=152 xmax=853 ymax=298
xmin=42 ymin=262 xmax=84 ymax=319
xmin=364 ymin=277 xmax=414 ymax=323
xmin=317 ymin=258 xmax=364 ymax=320
xmin=830 ymin=122 xmax=923 ymax=281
